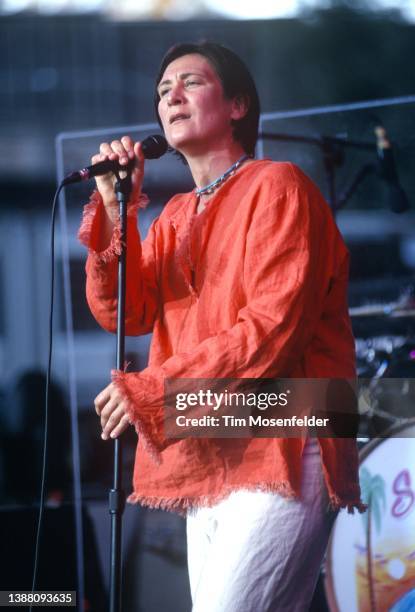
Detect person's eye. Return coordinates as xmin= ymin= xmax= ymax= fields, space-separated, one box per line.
xmin=185 ymin=79 xmax=201 ymax=87
xmin=159 ymin=88 xmax=170 ymax=98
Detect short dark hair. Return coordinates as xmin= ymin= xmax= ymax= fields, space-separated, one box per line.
xmin=154 ymin=41 xmax=260 ymax=157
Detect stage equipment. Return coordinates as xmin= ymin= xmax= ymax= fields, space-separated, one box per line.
xmin=260 ymin=123 xmax=410 ymax=213
xmin=325 ymin=420 xmax=415 ymax=612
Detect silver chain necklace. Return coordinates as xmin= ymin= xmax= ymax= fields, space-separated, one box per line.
xmin=194 ymin=154 xmax=250 ymax=196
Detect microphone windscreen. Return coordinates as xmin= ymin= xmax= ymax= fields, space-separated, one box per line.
xmin=142 ymin=134 xmax=168 ymax=159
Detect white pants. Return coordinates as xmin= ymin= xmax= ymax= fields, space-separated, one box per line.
xmin=186 ymin=439 xmax=338 ymax=612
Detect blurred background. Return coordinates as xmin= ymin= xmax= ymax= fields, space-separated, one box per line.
xmin=0 ymin=0 xmax=414 ymax=610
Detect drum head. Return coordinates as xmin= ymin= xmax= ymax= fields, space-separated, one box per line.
xmin=325 ymin=420 xmax=415 ymax=611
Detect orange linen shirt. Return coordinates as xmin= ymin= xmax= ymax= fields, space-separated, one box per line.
xmin=79 ymin=160 xmax=365 ymax=515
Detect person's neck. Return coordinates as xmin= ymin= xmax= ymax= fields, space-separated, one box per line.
xmin=185 ymin=142 xmax=248 ymax=192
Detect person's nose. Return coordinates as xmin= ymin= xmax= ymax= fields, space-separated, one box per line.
xmin=167 ymin=81 xmax=185 ymax=106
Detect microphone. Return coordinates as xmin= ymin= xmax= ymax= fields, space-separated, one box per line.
xmin=62 ymin=134 xmax=168 ymax=186
xmin=375 ymin=125 xmax=410 ymax=213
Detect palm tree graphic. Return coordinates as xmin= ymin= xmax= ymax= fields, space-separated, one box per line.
xmin=359 ymin=467 xmax=387 ymax=612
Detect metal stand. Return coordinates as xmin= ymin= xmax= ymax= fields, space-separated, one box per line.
xmin=109 ymin=169 xmax=133 ymax=612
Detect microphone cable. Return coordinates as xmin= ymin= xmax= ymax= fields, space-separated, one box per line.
xmin=30 ymin=183 xmax=64 ymax=611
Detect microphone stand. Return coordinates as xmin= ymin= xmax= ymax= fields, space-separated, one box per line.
xmin=109 ymin=168 xmax=132 ymax=612
xmin=58 ymin=137 xmax=166 ymax=612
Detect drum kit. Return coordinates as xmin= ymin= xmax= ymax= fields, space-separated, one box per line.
xmin=352 ymin=287 xmax=415 ymax=440
xmin=324 ymin=287 xmax=415 ymax=612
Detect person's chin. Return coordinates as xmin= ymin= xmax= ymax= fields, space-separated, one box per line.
xmin=168 ymin=133 xmax=196 ymax=155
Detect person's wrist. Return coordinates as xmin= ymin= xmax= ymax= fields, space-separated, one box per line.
xmin=102 ymin=198 xmax=119 ymax=224
xmin=103 ymin=196 xmax=118 ymax=210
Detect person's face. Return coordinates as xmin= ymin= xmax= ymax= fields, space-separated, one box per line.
xmin=157 ymin=53 xmax=245 ymax=155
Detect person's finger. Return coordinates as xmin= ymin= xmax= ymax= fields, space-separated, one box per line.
xmin=91 ymin=153 xmax=103 ymax=165
xmin=110 ymin=139 xmax=129 ymax=165
xmin=121 ymin=135 xmax=135 ymax=159
xmin=108 ymin=413 xmax=131 ymax=439
xmin=100 ymin=395 xmax=121 ymax=429
xmin=134 ymin=141 xmax=145 ymax=164
xmin=101 ymin=405 xmax=126 ymax=439
xmin=99 ymin=384 xmax=124 ymax=425
xmin=94 ymin=383 xmax=112 ymax=415
xmin=131 ymin=142 xmax=145 ymax=180
xmin=126 ymin=141 xmax=145 ymax=198
xmin=99 ymin=142 xmax=117 ymax=160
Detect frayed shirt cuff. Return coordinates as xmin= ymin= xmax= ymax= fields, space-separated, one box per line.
xmin=111 ymin=369 xmax=165 ymax=464
xmin=78 ymin=189 xmax=149 ymax=263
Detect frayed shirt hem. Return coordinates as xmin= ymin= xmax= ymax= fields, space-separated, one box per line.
xmin=328 ymin=493 xmax=368 ymax=514
xmin=127 ymin=481 xmax=300 ymax=517
xmin=127 ymin=483 xmax=367 ymax=517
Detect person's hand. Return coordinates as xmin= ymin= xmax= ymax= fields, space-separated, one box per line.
xmin=91 ymin=136 xmax=145 ymax=224
xmin=94 ymin=382 xmax=131 ymax=440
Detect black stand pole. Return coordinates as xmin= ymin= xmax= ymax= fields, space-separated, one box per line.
xmin=109 ymin=170 xmax=132 ymax=612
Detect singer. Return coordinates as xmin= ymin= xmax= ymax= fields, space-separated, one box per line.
xmin=79 ymin=42 xmax=365 ymax=611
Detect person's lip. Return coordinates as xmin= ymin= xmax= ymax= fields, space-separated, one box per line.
xmin=169 ymin=113 xmax=190 ymax=124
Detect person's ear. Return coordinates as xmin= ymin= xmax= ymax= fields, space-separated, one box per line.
xmin=230 ymin=94 xmax=249 ymax=121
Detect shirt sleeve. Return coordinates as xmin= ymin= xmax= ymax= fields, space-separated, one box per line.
xmin=111 ymin=180 xmax=342 ymax=461
xmin=78 ymin=190 xmax=160 ymax=336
